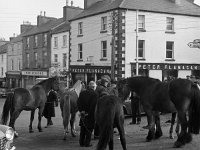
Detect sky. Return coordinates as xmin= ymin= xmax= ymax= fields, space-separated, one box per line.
xmin=0 ymin=0 xmax=200 ymax=41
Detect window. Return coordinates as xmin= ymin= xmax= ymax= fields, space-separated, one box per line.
xmin=1 ymin=67 xmax=3 ymax=76
xmin=43 ymin=52 xmax=47 ymax=67
xmin=63 ymin=53 xmax=67 ymax=67
xmin=101 ymin=16 xmax=107 ymax=31
xmin=138 ymin=15 xmax=145 ymax=30
xmin=18 ymin=59 xmax=21 ymax=70
xmin=166 ymin=41 xmax=174 ymax=59
xmin=11 ymin=59 xmax=14 ymax=70
xmin=34 ymin=35 xmax=38 ymax=47
xmin=166 ymin=17 xmax=174 ymax=31
xmin=138 ymin=40 xmax=145 ymax=58
xmin=54 ymin=54 xmax=58 ymax=62
xmin=12 ymin=44 xmax=14 ymax=51
xmin=43 ymin=33 xmax=47 ymax=47
xmin=78 ymin=44 xmax=83 ymax=60
xmin=63 ymin=35 xmax=67 ymax=47
xmin=27 ymin=37 xmax=30 ymax=49
xmin=26 ymin=53 xmax=30 ymax=68
xmin=54 ymin=37 xmax=58 ymax=48
xmin=34 ymin=52 xmax=38 ymax=67
xmin=101 ymin=41 xmax=107 ymax=58
xmin=78 ymin=22 xmax=83 ymax=35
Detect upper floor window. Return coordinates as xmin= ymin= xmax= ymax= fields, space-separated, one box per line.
xmin=1 ymin=67 xmax=3 ymax=76
xmin=54 ymin=54 xmax=58 ymax=62
xmin=78 ymin=22 xmax=83 ymax=35
xmin=26 ymin=53 xmax=30 ymax=68
xmin=34 ymin=35 xmax=38 ymax=47
xmin=18 ymin=59 xmax=21 ymax=70
xmin=63 ymin=53 xmax=67 ymax=67
xmin=63 ymin=35 xmax=67 ymax=47
xmin=34 ymin=52 xmax=38 ymax=67
xmin=138 ymin=15 xmax=145 ymax=30
xmin=43 ymin=33 xmax=47 ymax=47
xmin=27 ymin=37 xmax=30 ymax=49
xmin=43 ymin=52 xmax=47 ymax=68
xmin=54 ymin=37 xmax=58 ymax=48
xmin=78 ymin=43 xmax=83 ymax=60
xmin=166 ymin=17 xmax=174 ymax=31
xmin=11 ymin=59 xmax=14 ymax=70
xmin=101 ymin=41 xmax=107 ymax=58
xmin=166 ymin=41 xmax=174 ymax=59
xmin=138 ymin=40 xmax=145 ymax=58
xmin=101 ymin=16 xmax=107 ymax=31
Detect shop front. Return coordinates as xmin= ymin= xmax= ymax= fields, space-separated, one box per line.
xmin=21 ymin=70 xmax=49 ymax=89
xmin=131 ymin=63 xmax=200 ymax=81
xmin=6 ymin=71 xmax=22 ymax=89
xmin=70 ymin=65 xmax=111 ymax=85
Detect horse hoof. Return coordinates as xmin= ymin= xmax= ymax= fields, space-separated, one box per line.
xmin=29 ymin=130 xmax=34 ymax=133
xmin=173 ymin=141 xmax=184 ymax=148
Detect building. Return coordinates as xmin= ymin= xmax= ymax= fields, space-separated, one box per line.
xmin=0 ymin=43 xmax=8 ymax=88
xmin=69 ymin=0 xmax=200 ymax=82
xmin=6 ymin=23 xmax=35 ymax=89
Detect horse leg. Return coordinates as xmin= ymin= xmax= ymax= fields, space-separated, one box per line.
xmin=70 ymin=112 xmax=77 ymax=137
xmin=116 ymin=117 xmax=127 ymax=150
xmin=146 ymin=110 xmax=156 ymax=142
xmin=29 ymin=110 xmax=35 ymax=133
xmin=169 ymin=112 xmax=177 ymax=139
xmin=174 ymin=112 xmax=191 ymax=148
xmin=154 ymin=111 xmax=163 ymax=139
xmin=175 ymin=118 xmax=180 ymax=137
xmin=63 ymin=112 xmax=70 ymax=140
xmin=9 ymin=110 xmax=22 ymax=137
xmin=37 ymin=108 xmax=43 ymax=132
xmin=108 ymin=128 xmax=114 ymax=150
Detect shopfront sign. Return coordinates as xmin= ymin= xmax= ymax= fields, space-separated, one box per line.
xmin=70 ymin=66 xmax=111 ymax=74
xmin=131 ymin=63 xmax=200 ymax=70
xmin=188 ymin=39 xmax=200 ymax=49
xmin=22 ymin=71 xmax=48 ymax=76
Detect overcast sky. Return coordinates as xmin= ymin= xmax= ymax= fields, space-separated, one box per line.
xmin=0 ymin=0 xmax=200 ymax=41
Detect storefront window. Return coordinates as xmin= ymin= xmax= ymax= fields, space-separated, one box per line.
xmin=162 ymin=70 xmax=178 ymax=81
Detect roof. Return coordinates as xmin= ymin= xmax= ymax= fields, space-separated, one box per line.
xmin=23 ymin=18 xmax=64 ymax=36
xmin=70 ymin=0 xmax=200 ymax=21
xmin=0 ymin=43 xmax=8 ymax=54
xmin=51 ymin=21 xmax=71 ymax=34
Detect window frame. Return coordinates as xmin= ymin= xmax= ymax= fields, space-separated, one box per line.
xmin=63 ymin=35 xmax=67 ymax=47
xmin=101 ymin=16 xmax=107 ymax=31
xmin=54 ymin=37 xmax=58 ymax=48
xmin=27 ymin=37 xmax=30 ymax=49
xmin=34 ymin=35 xmax=38 ymax=48
xmin=138 ymin=15 xmax=145 ymax=30
xmin=78 ymin=22 xmax=83 ymax=35
xmin=34 ymin=52 xmax=38 ymax=67
xmin=43 ymin=33 xmax=47 ymax=47
xmin=138 ymin=40 xmax=145 ymax=58
xmin=166 ymin=17 xmax=174 ymax=31
xmin=166 ymin=41 xmax=174 ymax=59
xmin=78 ymin=43 xmax=83 ymax=60
xmin=26 ymin=53 xmax=30 ymax=68
xmin=54 ymin=54 xmax=58 ymax=63
xmin=63 ymin=53 xmax=67 ymax=68
xmin=101 ymin=41 xmax=107 ymax=59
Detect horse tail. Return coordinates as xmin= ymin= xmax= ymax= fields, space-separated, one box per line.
xmin=1 ymin=92 xmax=14 ymax=125
xmin=188 ymin=84 xmax=200 ymax=134
xmin=63 ymin=94 xmax=70 ymax=129
xmin=97 ymin=102 xmax=115 ymax=150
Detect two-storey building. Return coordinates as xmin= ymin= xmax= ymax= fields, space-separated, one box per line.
xmin=0 ymin=43 xmax=8 ymax=87
xmin=70 ymin=0 xmax=200 ymax=82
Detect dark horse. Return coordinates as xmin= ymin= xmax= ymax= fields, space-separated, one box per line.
xmin=95 ymin=95 xmax=127 ymax=150
xmin=117 ymin=76 xmax=200 ymax=148
xmin=59 ymin=80 xmax=85 ymax=140
xmin=1 ymin=77 xmax=59 ymax=136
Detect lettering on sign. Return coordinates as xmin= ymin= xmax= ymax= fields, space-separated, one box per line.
xmin=70 ymin=67 xmax=111 ymax=74
xmin=188 ymin=39 xmax=200 ymax=49
xmin=22 ymin=71 xmax=48 ymax=76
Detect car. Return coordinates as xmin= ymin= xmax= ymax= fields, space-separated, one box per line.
xmin=0 ymin=88 xmax=7 ymax=98
xmin=0 ymin=125 xmax=15 ymax=150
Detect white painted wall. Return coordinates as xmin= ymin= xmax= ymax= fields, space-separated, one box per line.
xmin=0 ymin=53 xmax=7 ymax=78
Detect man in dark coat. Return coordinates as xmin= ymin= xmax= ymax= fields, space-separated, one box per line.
xmin=43 ymin=89 xmax=58 ymax=127
xmin=77 ymin=81 xmax=98 ymax=147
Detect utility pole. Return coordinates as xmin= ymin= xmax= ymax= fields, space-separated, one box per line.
xmin=136 ymin=10 xmax=139 ymax=76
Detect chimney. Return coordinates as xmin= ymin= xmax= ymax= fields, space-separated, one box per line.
xmin=84 ymin=0 xmax=102 ymax=9
xmin=63 ymin=5 xmax=83 ymax=21
xmin=20 ymin=21 xmax=34 ymax=33
xmin=37 ymin=14 xmax=57 ymax=26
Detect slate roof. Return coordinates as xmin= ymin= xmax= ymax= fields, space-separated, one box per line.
xmin=70 ymin=0 xmax=200 ymax=21
xmin=51 ymin=21 xmax=71 ymax=34
xmin=0 ymin=43 xmax=8 ymax=54
xmin=23 ymin=18 xmax=64 ymax=36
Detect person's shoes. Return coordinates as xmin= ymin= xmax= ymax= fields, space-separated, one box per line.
xmin=85 ymin=144 xmax=92 ymax=147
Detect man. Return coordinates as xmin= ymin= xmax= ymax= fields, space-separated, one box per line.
xmin=43 ymin=89 xmax=58 ymax=127
xmin=130 ymin=91 xmax=141 ymax=125
xmin=77 ymin=81 xmax=98 ymax=147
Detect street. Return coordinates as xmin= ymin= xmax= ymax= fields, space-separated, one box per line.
xmin=1 ymin=98 xmax=200 ymax=150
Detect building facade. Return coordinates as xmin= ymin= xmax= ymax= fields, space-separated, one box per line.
xmin=0 ymin=43 xmax=7 ymax=87
xmin=70 ymin=0 xmax=200 ymax=82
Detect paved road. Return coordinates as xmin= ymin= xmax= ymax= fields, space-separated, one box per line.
xmin=1 ymin=98 xmax=200 ymax=150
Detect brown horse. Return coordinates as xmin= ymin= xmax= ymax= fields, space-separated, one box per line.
xmin=1 ymin=77 xmax=59 ymax=136
xmin=59 ymin=80 xmax=85 ymax=140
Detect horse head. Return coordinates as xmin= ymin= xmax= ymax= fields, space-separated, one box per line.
xmin=117 ymin=78 xmax=131 ymax=101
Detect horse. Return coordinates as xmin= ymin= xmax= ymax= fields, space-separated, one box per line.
xmin=59 ymin=80 xmax=85 ymax=140
xmin=1 ymin=77 xmax=59 ymax=136
xmin=95 ymin=95 xmax=127 ymax=150
xmin=117 ymin=77 xmax=176 ymax=141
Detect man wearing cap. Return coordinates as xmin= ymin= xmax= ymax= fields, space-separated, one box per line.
xmin=77 ymin=81 xmax=98 ymax=147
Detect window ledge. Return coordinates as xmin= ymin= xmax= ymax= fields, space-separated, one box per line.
xmin=134 ymin=58 xmax=146 ymax=61
xmin=100 ymin=30 xmax=107 ymax=33
xmin=165 ymin=31 xmax=176 ymax=34
xmin=100 ymin=58 xmax=107 ymax=61
xmin=165 ymin=59 xmax=175 ymax=61
xmin=77 ymin=59 xmax=83 ymax=62
xmin=77 ymin=34 xmax=83 ymax=37
xmin=134 ymin=29 xmax=146 ymax=32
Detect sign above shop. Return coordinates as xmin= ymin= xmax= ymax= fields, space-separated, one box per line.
xmin=188 ymin=39 xmax=200 ymax=49
xmin=22 ymin=71 xmax=48 ymax=76
xmin=131 ymin=63 xmax=200 ymax=70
